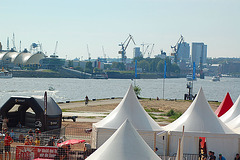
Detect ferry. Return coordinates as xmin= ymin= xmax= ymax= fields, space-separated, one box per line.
xmin=212 ymin=76 xmax=220 ymax=82
xmin=186 ymin=74 xmax=197 ymax=81
xmin=0 ymin=70 xmax=12 ymax=78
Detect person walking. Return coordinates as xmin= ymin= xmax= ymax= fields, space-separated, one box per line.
xmin=4 ymin=132 xmax=13 ymax=160
xmin=85 ymin=96 xmax=89 ymax=105
xmin=235 ymin=153 xmax=240 ymax=160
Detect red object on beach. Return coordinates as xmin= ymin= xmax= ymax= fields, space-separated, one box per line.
xmin=57 ymin=139 xmax=86 ymax=147
xmin=215 ymin=92 xmax=234 ymax=117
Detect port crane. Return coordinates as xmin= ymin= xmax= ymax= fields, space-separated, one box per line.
xmin=87 ymin=44 xmax=91 ymax=61
xmin=118 ymin=34 xmax=136 ymax=63
xmin=171 ymin=35 xmax=184 ymax=63
xmin=141 ymin=43 xmax=154 ymax=58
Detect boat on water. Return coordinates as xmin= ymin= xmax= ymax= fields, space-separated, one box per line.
xmin=48 ymin=86 xmax=55 ymax=91
xmin=186 ymin=74 xmax=196 ymax=81
xmin=212 ymin=76 xmax=220 ymax=82
xmin=0 ymin=69 xmax=12 ymax=78
xmin=92 ymin=73 xmax=108 ymax=79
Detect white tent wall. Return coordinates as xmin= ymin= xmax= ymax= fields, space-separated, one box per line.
xmin=168 ymin=132 xmax=199 ymax=156
xmin=167 ymin=131 xmax=238 ymax=159
xmin=206 ymin=136 xmax=238 ymax=160
xmin=92 ymin=126 xmax=167 ymax=155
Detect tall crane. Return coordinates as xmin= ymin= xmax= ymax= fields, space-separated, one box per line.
xmin=87 ymin=44 xmax=91 ymax=61
xmin=171 ymin=35 xmax=184 ymax=63
xmin=147 ymin=44 xmax=154 ymax=58
xmin=50 ymin=41 xmax=58 ymax=57
xmin=102 ymin=46 xmax=106 ymax=59
xmin=118 ymin=34 xmax=136 ymax=63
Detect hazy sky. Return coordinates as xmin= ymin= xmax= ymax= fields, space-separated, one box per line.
xmin=0 ymin=0 xmax=239 ymax=60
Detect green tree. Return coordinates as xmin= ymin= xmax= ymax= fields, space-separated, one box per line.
xmin=85 ymin=61 xmax=93 ymax=73
xmin=138 ymin=60 xmax=150 ymax=72
xmin=133 ymin=85 xmax=141 ymax=97
xmin=112 ymin=62 xmax=125 ymax=71
xmin=157 ymin=60 xmax=164 ymax=73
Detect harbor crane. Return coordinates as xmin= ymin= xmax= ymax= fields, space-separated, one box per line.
xmin=171 ymin=35 xmax=184 ymax=63
xmin=50 ymin=41 xmax=58 ymax=57
xmin=141 ymin=43 xmax=154 ymax=58
xmin=87 ymin=44 xmax=91 ymax=61
xmin=118 ymin=34 xmax=136 ymax=63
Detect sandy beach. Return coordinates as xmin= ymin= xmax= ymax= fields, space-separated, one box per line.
xmin=60 ymin=98 xmax=220 ymax=128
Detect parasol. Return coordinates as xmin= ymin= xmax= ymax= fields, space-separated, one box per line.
xmin=57 ymin=139 xmax=85 ymax=147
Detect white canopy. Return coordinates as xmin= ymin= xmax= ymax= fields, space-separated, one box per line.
xmin=164 ymin=87 xmax=235 ymax=134
xmin=94 ymin=84 xmax=162 ymax=131
xmin=86 ymin=119 xmax=162 ymax=160
xmin=220 ymin=95 xmax=240 ymax=123
xmin=225 ymin=96 xmax=240 ymax=130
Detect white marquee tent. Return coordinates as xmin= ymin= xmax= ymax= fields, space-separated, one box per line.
xmin=92 ymin=85 xmax=164 ymax=154
xmin=225 ymin=96 xmax=240 ymax=130
xmin=163 ymin=88 xmax=239 ymax=160
xmin=87 ymin=119 xmax=162 ymax=160
xmin=220 ymin=95 xmax=240 ymax=123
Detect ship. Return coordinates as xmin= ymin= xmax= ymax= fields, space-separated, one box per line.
xmin=0 ymin=68 xmax=12 ymax=78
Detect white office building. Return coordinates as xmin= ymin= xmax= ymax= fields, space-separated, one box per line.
xmin=191 ymin=42 xmax=207 ymax=66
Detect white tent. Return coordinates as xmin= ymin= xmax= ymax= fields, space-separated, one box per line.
xmin=220 ymin=95 xmax=240 ymax=123
xmin=163 ymin=88 xmax=238 ymax=160
xmin=92 ymin=85 xmax=164 ymax=154
xmin=225 ymin=96 xmax=240 ymax=130
xmin=87 ymin=119 xmax=162 ymax=160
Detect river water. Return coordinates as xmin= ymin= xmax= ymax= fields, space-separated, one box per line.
xmin=0 ymin=77 xmax=239 ymax=105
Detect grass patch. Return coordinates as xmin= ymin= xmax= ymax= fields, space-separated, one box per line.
xmin=148 ymin=113 xmax=157 ymax=119
xmin=161 ymin=109 xmax=182 ymax=121
xmin=62 ymin=109 xmax=71 ymax=112
xmin=85 ymin=116 xmax=96 ymax=119
xmin=144 ymin=108 xmax=162 ymax=112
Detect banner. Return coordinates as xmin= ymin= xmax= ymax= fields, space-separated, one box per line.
xmin=164 ymin=60 xmax=166 ymax=79
xmin=16 ymin=145 xmax=58 ymax=159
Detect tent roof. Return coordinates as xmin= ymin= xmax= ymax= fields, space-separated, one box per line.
xmin=220 ymin=95 xmax=240 ymax=123
xmin=86 ymin=119 xmax=162 ymax=160
xmin=32 ymin=96 xmax=62 ymax=115
xmin=225 ymin=96 xmax=240 ymax=129
xmin=163 ymin=88 xmax=235 ymax=134
xmin=215 ymin=92 xmax=233 ymax=117
xmin=94 ymin=85 xmax=163 ymax=131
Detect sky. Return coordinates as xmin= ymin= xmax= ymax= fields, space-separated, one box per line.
xmin=0 ymin=0 xmax=239 ymax=60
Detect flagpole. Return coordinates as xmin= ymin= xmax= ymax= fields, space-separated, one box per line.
xmin=134 ymin=60 xmax=137 ymax=86
xmin=44 ymin=91 xmax=47 ymax=131
xmin=163 ymin=60 xmax=166 ymax=99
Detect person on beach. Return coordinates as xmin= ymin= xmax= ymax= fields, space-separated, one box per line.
xmin=85 ymin=96 xmax=89 ymax=105
xmin=4 ymin=132 xmax=13 ymax=160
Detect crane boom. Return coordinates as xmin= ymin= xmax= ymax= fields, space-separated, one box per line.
xmin=118 ymin=34 xmax=136 ymax=63
xmin=171 ymin=35 xmax=184 ymax=63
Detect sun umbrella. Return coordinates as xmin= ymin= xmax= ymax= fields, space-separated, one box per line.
xmin=57 ymin=139 xmax=85 ymax=147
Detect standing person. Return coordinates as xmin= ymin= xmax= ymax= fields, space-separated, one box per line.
xmin=2 ymin=118 xmax=8 ymax=132
xmin=9 ymin=130 xmax=15 ymax=142
xmin=4 ymin=132 xmax=13 ymax=160
xmin=218 ymin=154 xmax=226 ymax=160
xmin=83 ymin=142 xmax=91 ymax=159
xmin=85 ymin=96 xmax=89 ymax=105
xmin=48 ymin=136 xmax=56 ymax=146
xmin=0 ymin=133 xmax=4 ymax=160
xmin=34 ymin=137 xmax=40 ymax=146
xmin=235 ymin=154 xmax=240 ymax=160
